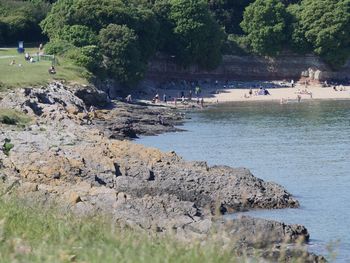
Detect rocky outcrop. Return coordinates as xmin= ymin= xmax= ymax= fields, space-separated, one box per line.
xmin=111 ymin=148 xmax=299 ymax=212
xmin=93 ymin=102 xmax=185 ymax=139
xmin=0 ymin=83 xmax=323 ymax=262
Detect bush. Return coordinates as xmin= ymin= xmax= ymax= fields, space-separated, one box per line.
xmin=65 ymin=45 xmax=102 ymax=72
xmin=45 ymin=40 xmax=75 ymax=55
xmin=59 ymin=25 xmax=98 ymax=47
xmin=2 ymin=138 xmax=14 ymax=156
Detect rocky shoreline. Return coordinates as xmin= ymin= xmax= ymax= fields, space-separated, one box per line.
xmin=0 ymin=82 xmax=325 ymax=262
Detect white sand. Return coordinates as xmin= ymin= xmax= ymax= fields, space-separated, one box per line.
xmin=206 ymin=84 xmax=350 ymax=103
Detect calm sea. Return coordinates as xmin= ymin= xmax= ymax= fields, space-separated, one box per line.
xmin=137 ymin=100 xmax=350 ymax=262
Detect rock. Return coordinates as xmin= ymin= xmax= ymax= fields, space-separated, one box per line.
xmin=19 ymin=182 xmax=38 ymax=192
xmin=69 ymin=192 xmax=82 ymax=205
xmin=72 ymin=84 xmax=110 ymax=107
xmin=222 ymin=216 xmax=309 ymax=248
xmin=111 ymin=142 xmax=299 ymax=212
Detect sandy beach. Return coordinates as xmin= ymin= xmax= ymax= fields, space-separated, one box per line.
xmin=205 ymin=84 xmax=350 ymax=103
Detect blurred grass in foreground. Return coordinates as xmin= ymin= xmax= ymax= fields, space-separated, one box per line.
xmin=0 ymin=198 xmax=242 ymax=263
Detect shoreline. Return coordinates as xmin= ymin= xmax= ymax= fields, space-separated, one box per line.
xmin=206 ymin=85 xmax=350 ymax=103
xmin=146 ymin=82 xmax=350 ymax=106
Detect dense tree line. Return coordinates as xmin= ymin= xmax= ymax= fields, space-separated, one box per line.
xmin=1 ymin=0 xmax=349 ymax=85
xmin=0 ymin=0 xmax=51 ymax=44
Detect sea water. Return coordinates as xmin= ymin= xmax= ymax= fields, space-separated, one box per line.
xmin=137 ymin=100 xmax=350 ymax=262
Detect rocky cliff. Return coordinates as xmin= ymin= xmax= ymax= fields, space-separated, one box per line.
xmin=146 ymin=53 xmax=350 ymax=82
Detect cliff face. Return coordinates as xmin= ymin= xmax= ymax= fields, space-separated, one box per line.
xmin=146 ymin=54 xmax=350 ymax=81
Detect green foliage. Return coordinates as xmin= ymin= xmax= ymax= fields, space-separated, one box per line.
xmin=296 ymin=0 xmax=350 ymax=68
xmin=2 ymin=138 xmax=14 ymax=156
xmin=44 ymin=40 xmax=75 ymax=55
xmin=222 ymin=34 xmax=248 ymax=56
xmin=286 ymin=4 xmax=312 ymax=54
xmin=65 ymin=45 xmax=102 ymax=72
xmin=59 ymin=25 xmax=98 ymax=47
xmin=169 ymin=0 xmax=225 ymax=69
xmin=208 ymin=0 xmax=254 ymax=35
xmin=99 ymin=24 xmax=144 ymax=85
xmin=241 ymin=0 xmax=289 ymax=56
xmin=40 ymin=0 xmax=160 ymax=86
xmin=0 ymin=0 xmax=50 ymax=44
xmin=40 ymin=0 xmax=75 ymax=39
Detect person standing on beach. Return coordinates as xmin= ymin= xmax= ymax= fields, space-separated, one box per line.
xmin=200 ymin=98 xmax=204 ymax=108
xmin=163 ymin=94 xmax=167 ymax=103
xmin=249 ymin=88 xmax=253 ymax=96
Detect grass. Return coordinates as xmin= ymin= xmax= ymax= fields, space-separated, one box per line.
xmin=0 ymin=108 xmax=31 ymax=126
xmin=0 ymin=198 xmax=240 ymax=263
xmin=0 ymin=47 xmax=88 ymax=90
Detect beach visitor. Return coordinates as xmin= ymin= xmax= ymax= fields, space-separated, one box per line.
xmin=163 ymin=94 xmax=167 ymax=103
xmin=154 ymin=93 xmax=159 ymax=103
xmin=297 ymin=95 xmax=302 ymax=102
xmin=333 ymin=86 xmax=338 ymax=91
xmin=291 ymin=79 xmax=295 ymax=87
xmin=125 ymin=94 xmax=132 ymax=103
xmin=200 ymin=98 xmax=204 ymax=108
xmin=157 ymin=114 xmax=164 ymax=125
xmin=189 ymin=90 xmax=192 ymax=100
xmin=264 ymin=89 xmax=270 ymax=95
xmin=249 ymin=88 xmax=253 ymax=96
xmin=25 ymin=53 xmax=30 ymax=61
xmin=39 ymin=43 xmax=43 ymax=51
xmin=48 ymin=66 xmax=56 ymax=74
xmin=89 ymin=105 xmax=97 ymax=119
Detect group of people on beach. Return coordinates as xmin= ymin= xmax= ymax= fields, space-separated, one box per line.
xmin=151 ymin=89 xmax=205 ymax=108
xmin=244 ymin=87 xmax=271 ymax=98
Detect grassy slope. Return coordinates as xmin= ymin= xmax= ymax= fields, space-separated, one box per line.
xmin=0 ymin=109 xmax=31 ymax=126
xmin=0 ymin=48 xmax=88 ymax=90
xmin=0 ymin=198 xmax=238 ymax=263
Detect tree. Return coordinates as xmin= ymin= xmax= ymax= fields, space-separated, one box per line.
xmin=286 ymin=3 xmax=312 ymax=54
xmin=240 ymin=0 xmax=289 ymax=56
xmin=169 ymin=0 xmax=225 ymax=69
xmin=297 ymin=0 xmax=350 ymax=68
xmin=208 ymin=0 xmax=254 ymax=35
xmin=0 ymin=0 xmax=51 ymax=44
xmin=99 ymin=24 xmax=145 ymax=85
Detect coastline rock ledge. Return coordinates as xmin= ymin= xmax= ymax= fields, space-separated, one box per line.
xmin=0 ymin=82 xmax=325 ymax=262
